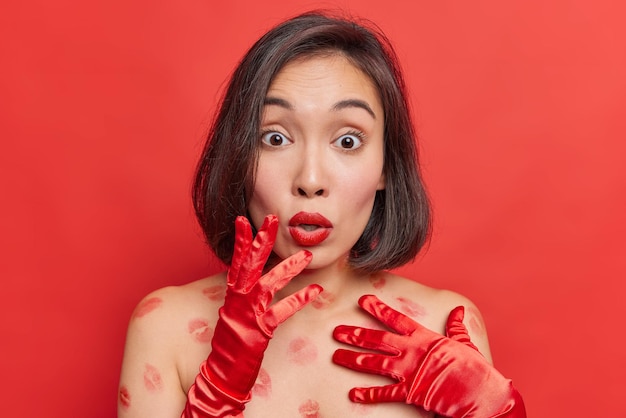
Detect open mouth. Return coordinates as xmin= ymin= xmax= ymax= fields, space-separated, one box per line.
xmin=288 ymin=212 xmax=333 ymax=246
xmin=299 ymin=223 xmax=320 ymax=232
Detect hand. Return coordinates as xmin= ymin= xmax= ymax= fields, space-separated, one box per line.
xmin=183 ymin=215 xmax=323 ymax=417
xmin=332 ymin=295 xmax=526 ymax=417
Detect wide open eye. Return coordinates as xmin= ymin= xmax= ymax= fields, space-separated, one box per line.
xmin=333 ymin=131 xmax=364 ymax=150
xmin=260 ymin=131 xmax=292 ymax=147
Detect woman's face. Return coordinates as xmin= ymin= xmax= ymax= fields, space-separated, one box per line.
xmin=248 ymin=54 xmax=385 ymax=270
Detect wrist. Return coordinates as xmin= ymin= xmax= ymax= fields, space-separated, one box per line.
xmin=183 ymin=362 xmax=250 ymax=418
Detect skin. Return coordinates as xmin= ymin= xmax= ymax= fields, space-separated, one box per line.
xmin=118 ymin=55 xmax=493 ymax=418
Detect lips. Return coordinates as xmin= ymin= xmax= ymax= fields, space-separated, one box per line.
xmin=288 ymin=212 xmax=333 ymax=246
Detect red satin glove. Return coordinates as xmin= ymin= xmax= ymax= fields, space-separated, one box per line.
xmin=332 ymin=295 xmax=526 ymax=417
xmin=183 ymin=215 xmax=323 ymax=417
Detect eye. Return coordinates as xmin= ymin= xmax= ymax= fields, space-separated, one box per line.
xmin=260 ymin=131 xmax=292 ymax=147
xmin=333 ymin=131 xmax=364 ymax=150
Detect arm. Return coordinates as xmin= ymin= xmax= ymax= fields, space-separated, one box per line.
xmin=118 ymin=287 xmax=191 ymax=418
xmin=333 ymin=295 xmax=526 ymax=417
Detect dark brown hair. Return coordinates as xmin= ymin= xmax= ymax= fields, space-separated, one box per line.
xmin=193 ymin=11 xmax=431 ymax=272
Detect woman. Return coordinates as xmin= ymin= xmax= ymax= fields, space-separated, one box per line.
xmin=118 ymin=11 xmax=525 ymax=417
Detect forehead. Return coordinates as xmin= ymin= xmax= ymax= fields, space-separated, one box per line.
xmin=266 ymin=54 xmax=383 ymax=115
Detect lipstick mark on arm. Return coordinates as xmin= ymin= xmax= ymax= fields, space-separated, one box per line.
xmin=143 ymin=364 xmax=163 ymax=392
xmin=298 ymin=399 xmax=321 ymax=417
xmin=311 ymin=290 xmax=335 ymax=309
xmin=287 ymin=336 xmax=318 ymax=365
xmin=466 ymin=305 xmax=486 ymax=337
xmin=395 ymin=297 xmax=427 ymax=319
xmin=132 ymin=297 xmax=162 ymax=319
xmin=118 ymin=385 xmax=131 ymax=410
xmin=188 ymin=318 xmax=213 ymax=343
xmin=251 ymin=367 xmax=272 ymax=398
xmin=202 ymin=284 xmax=226 ymax=301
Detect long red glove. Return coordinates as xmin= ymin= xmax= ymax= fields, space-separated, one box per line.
xmin=332 ymin=295 xmax=526 ymax=417
xmin=183 ymin=215 xmax=323 ymax=417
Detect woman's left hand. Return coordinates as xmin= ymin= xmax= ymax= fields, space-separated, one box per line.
xmin=332 ymin=295 xmax=526 ymax=417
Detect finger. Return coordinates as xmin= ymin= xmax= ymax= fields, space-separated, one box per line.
xmin=262 ymin=284 xmax=323 ymax=334
xmin=359 ymin=294 xmax=419 ymax=336
xmin=333 ymin=325 xmax=399 ymax=355
xmin=445 ymin=306 xmax=479 ymax=351
xmin=258 ymin=249 xmax=312 ymax=295
xmin=239 ymin=214 xmax=278 ymax=291
xmin=332 ymin=349 xmax=400 ymax=380
xmin=227 ymin=216 xmax=253 ymax=286
xmin=349 ymin=383 xmax=408 ymax=404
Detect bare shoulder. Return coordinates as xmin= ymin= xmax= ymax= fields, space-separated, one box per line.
xmin=117 ymin=272 xmax=227 ymax=417
xmin=374 ymin=271 xmax=493 ymax=363
xmin=126 ymin=272 xmax=227 ymax=341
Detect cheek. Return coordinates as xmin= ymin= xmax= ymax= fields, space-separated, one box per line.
xmin=248 ymin=159 xmax=283 ymax=226
xmin=338 ymin=168 xmax=382 ymax=213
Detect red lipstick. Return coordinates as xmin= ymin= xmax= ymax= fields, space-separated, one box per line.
xmin=288 ymin=212 xmax=332 ymax=246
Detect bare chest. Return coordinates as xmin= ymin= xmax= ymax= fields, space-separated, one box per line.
xmin=239 ymin=310 xmax=434 ymax=418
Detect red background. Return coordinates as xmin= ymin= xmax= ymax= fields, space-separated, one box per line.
xmin=2 ymin=1 xmax=625 ymax=416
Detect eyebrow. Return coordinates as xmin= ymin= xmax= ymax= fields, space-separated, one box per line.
xmin=263 ymin=97 xmax=377 ymax=120
xmin=332 ymin=99 xmax=376 ymax=120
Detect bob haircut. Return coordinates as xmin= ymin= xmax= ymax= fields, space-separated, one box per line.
xmin=193 ymin=11 xmax=431 ymax=273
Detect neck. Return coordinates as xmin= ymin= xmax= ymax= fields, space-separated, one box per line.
xmin=274 ymin=256 xmax=363 ymax=302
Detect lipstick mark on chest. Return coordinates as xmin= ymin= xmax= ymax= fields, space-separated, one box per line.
xmin=298 ymin=399 xmax=321 ymax=417
xmin=395 ymin=297 xmax=427 ymax=319
xmin=202 ymin=284 xmax=226 ymax=301
xmin=188 ymin=318 xmax=213 ymax=343
xmin=133 ymin=297 xmax=162 ymax=319
xmin=287 ymin=336 xmax=318 ymax=365
xmin=251 ymin=367 xmax=272 ymax=398
xmin=143 ymin=364 xmax=163 ymax=392
xmin=118 ymin=385 xmax=131 ymax=409
xmin=350 ymin=401 xmax=375 ymax=415
xmin=311 ymin=290 xmax=335 ymax=309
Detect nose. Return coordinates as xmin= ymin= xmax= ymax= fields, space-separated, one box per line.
xmin=293 ymin=149 xmax=329 ymax=198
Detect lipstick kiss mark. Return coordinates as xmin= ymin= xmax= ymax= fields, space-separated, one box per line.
xmin=287 ymin=336 xmax=318 ymax=365
xmin=369 ymin=275 xmax=386 ymax=289
xmin=188 ymin=318 xmax=213 ymax=343
xmin=311 ymin=290 xmax=335 ymax=310
xmin=466 ymin=306 xmax=486 ymax=336
xmin=118 ymin=385 xmax=131 ymax=409
xmin=298 ymin=399 xmax=321 ymax=418
xmin=251 ymin=367 xmax=272 ymax=398
xmin=395 ymin=297 xmax=427 ymax=319
xmin=143 ymin=364 xmax=163 ymax=392
xmin=202 ymin=284 xmax=226 ymax=301
xmin=350 ymin=401 xmax=374 ymax=415
xmin=133 ymin=297 xmax=162 ymax=319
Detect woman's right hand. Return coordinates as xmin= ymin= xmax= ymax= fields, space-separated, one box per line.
xmin=182 ymin=215 xmax=322 ymax=417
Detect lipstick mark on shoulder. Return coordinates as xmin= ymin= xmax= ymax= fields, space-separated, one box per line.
xmin=133 ymin=297 xmax=162 ymax=319
xmin=287 ymin=336 xmax=318 ymax=365
xmin=188 ymin=318 xmax=213 ymax=343
xmin=298 ymin=399 xmax=321 ymax=417
xmin=368 ymin=274 xmax=386 ymax=289
xmin=202 ymin=284 xmax=226 ymax=301
xmin=252 ymin=367 xmax=272 ymax=398
xmin=395 ymin=297 xmax=427 ymax=319
xmin=118 ymin=385 xmax=131 ymax=409
xmin=143 ymin=364 xmax=163 ymax=392
xmin=311 ymin=290 xmax=335 ymax=309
